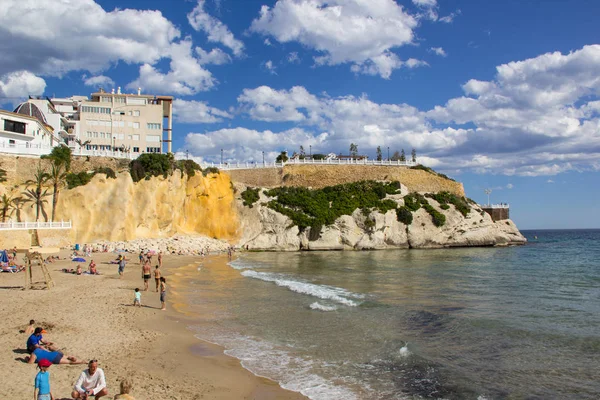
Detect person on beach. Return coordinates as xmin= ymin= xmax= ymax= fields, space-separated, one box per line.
xmin=158 ymin=251 xmax=163 ymax=267
xmin=159 ymin=277 xmax=166 ymax=311
xmin=28 ymin=348 xmax=85 ymax=365
xmin=113 ymin=378 xmax=135 ymax=399
xmin=142 ymin=261 xmax=151 ymax=291
xmin=27 ymin=328 xmax=56 ymax=353
xmin=89 ymin=260 xmax=97 ymax=275
xmin=12 ymin=246 xmax=18 ymax=260
xmin=153 ymin=265 xmax=161 ymax=292
xmin=25 ymin=319 xmax=36 ymax=335
xmin=34 ymin=359 xmax=53 ymax=400
xmin=72 ymin=360 xmax=108 ymax=399
xmin=118 ymin=256 xmax=126 ymax=278
xmin=76 ymin=264 xmax=83 ymax=275
xmin=138 ymin=251 xmax=144 ymax=265
xmin=133 ymin=288 xmax=141 ymax=307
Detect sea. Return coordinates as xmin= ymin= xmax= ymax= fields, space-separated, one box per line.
xmin=178 ymin=230 xmax=600 ymax=399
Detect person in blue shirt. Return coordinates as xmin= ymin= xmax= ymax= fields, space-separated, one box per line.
xmin=27 ymin=328 xmax=55 ymax=354
xmin=34 ymin=358 xmax=53 ymax=400
xmin=28 ymin=348 xmax=85 ymax=365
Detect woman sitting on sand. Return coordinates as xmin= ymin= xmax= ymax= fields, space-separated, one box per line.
xmin=89 ymin=260 xmax=97 ymax=275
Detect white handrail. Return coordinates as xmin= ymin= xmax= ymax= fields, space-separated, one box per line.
xmin=189 ymin=158 xmax=418 ymax=171
xmin=0 ymin=221 xmax=72 ymax=230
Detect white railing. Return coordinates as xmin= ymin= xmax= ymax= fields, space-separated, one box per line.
xmin=197 ymin=158 xmax=418 ymax=171
xmin=482 ymin=204 xmax=510 ymax=209
xmin=0 ymin=221 xmax=72 ymax=230
xmin=0 ymin=142 xmax=139 ymax=159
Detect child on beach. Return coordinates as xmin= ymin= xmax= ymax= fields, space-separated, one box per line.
xmin=133 ymin=288 xmax=141 ymax=307
xmin=34 ymin=359 xmax=53 ymax=400
xmin=25 ymin=319 xmax=35 ymax=335
xmin=159 ymin=277 xmax=166 ymax=311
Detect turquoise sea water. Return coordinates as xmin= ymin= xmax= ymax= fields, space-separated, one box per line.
xmin=184 ymin=230 xmax=600 ymax=399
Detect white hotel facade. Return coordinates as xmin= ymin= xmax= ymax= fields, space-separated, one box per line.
xmin=0 ymin=88 xmax=174 ymax=158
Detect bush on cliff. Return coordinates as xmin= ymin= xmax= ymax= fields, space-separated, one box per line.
xmin=241 ymin=187 xmax=260 ymax=208
xmin=410 ymin=164 xmax=455 ymax=182
xmin=396 ymin=206 xmax=413 ymax=225
xmin=176 ymin=160 xmax=202 ymax=177
xmin=202 ymin=167 xmax=219 ymax=176
xmin=66 ymin=171 xmax=93 ymax=189
xmin=130 ymin=153 xmax=175 ymax=182
xmin=95 ymin=167 xmax=116 ymax=179
xmin=263 ymin=180 xmax=401 ymax=230
xmin=425 ymin=191 xmax=470 ymax=217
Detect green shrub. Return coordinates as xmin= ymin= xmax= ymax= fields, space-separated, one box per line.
xmin=440 ymin=204 xmax=450 ymax=210
xmin=176 ymin=160 xmax=202 ymax=177
xmin=129 ymin=153 xmax=174 ymax=182
xmin=403 ymin=193 xmax=426 ymax=211
xmin=410 ymin=164 xmax=455 ymax=181
xmin=423 ymin=204 xmax=446 ymax=227
xmin=42 ymin=145 xmax=72 ymax=171
xmin=396 ymin=206 xmax=413 ymax=225
xmin=202 ymin=167 xmax=219 ymax=176
xmin=427 ymin=191 xmax=470 ymax=217
xmin=66 ymin=171 xmax=94 ymax=189
xmin=312 ymin=154 xmax=327 ymax=160
xmin=264 ymin=180 xmax=402 ymax=229
xmin=241 ymin=187 xmax=260 ymax=208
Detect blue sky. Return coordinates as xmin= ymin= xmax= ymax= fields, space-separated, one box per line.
xmin=1 ymin=0 xmax=599 ymax=229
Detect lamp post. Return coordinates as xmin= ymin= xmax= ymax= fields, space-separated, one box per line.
xmin=186 ymin=149 xmax=189 ymax=160
xmin=387 ymin=146 xmax=390 ymax=161
xmin=309 ymin=145 xmax=312 ymax=158
xmin=484 ymin=189 xmax=492 ymax=206
xmin=262 ymin=150 xmax=265 ymax=165
xmin=221 ymin=148 xmax=223 ymax=165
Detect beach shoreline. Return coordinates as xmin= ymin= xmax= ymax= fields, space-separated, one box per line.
xmin=1 ymin=249 xmax=306 ymax=399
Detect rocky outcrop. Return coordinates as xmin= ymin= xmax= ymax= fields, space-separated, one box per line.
xmin=234 ymin=184 xmax=526 ymax=251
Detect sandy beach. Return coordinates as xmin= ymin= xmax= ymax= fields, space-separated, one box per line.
xmin=0 ymin=249 xmax=306 ymax=399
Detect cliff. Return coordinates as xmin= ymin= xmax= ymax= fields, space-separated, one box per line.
xmin=234 ymin=183 xmax=526 ymax=251
xmin=0 ymin=172 xmax=239 ymax=248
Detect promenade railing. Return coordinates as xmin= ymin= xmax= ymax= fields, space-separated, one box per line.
xmin=482 ymin=204 xmax=510 ymax=209
xmin=0 ymin=142 xmax=138 ymax=159
xmin=196 ymin=158 xmax=418 ymax=171
xmin=0 ymin=221 xmax=72 ymax=230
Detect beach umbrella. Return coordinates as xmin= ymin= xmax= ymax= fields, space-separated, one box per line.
xmin=72 ymin=257 xmax=86 ymax=262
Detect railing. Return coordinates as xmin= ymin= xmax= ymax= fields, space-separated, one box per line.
xmin=0 ymin=142 xmax=139 ymax=159
xmin=194 ymin=158 xmax=418 ymax=171
xmin=482 ymin=204 xmax=510 ymax=209
xmin=0 ymin=221 xmax=72 ymax=230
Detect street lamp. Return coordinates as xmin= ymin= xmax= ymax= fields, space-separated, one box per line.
xmin=484 ymin=189 xmax=492 ymax=206
xmin=262 ymin=151 xmax=265 ymax=164
xmin=309 ymin=145 xmax=312 ymax=158
xmin=221 ymin=148 xmax=223 ymax=165
xmin=387 ymin=146 xmax=390 ymax=161
xmin=186 ymin=149 xmax=189 ymax=160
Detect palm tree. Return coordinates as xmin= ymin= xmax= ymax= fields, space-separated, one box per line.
xmin=0 ymin=194 xmax=14 ymax=222
xmin=75 ymin=139 xmax=91 ymax=155
xmin=23 ymin=163 xmax=50 ymax=222
xmin=47 ymin=162 xmax=67 ymax=221
xmin=11 ymin=197 xmax=26 ymax=222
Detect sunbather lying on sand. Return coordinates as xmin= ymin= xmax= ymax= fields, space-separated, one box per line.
xmin=28 ymin=348 xmax=85 ymax=365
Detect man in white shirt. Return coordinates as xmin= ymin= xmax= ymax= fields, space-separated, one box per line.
xmin=71 ymin=359 xmax=108 ymax=399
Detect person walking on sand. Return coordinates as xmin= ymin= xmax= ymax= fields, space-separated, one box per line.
xmin=159 ymin=277 xmax=167 ymax=311
xmin=157 ymin=251 xmax=163 ymax=267
xmin=72 ymin=360 xmax=108 ymax=399
xmin=153 ymin=265 xmax=161 ymax=292
xmin=118 ymin=256 xmax=126 ymax=278
xmin=138 ymin=251 xmax=144 ymax=265
xmin=133 ymin=288 xmax=141 ymax=307
xmin=34 ymin=359 xmax=53 ymax=400
xmin=142 ymin=261 xmax=151 ymax=291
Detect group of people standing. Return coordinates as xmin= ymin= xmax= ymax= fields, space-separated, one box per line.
xmin=136 ymin=250 xmax=167 ymax=310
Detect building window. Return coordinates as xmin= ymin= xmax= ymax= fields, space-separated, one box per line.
xmin=82 ymin=106 xmax=111 ymax=114
xmin=4 ymin=119 xmax=26 ymax=134
xmin=133 ymin=110 xmax=140 ymax=117
xmin=146 ymin=147 xmax=161 ymax=153
xmin=114 ymin=97 xmax=126 ymax=104
xmin=133 ymin=122 xmax=140 ymax=129
xmin=147 ymin=123 xmax=161 ymax=130
xmin=133 ymin=147 xmax=139 ymax=153
xmin=101 ymin=96 xmax=112 ymax=103
xmin=146 ymin=135 xmax=160 ymax=142
xmin=132 ymin=134 xmax=140 ymax=141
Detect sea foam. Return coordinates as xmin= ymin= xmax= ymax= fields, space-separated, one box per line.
xmin=310 ymin=302 xmax=338 ymax=312
xmin=241 ymin=270 xmax=361 ymax=306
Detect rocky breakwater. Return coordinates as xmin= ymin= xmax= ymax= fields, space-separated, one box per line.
xmin=234 ymin=181 xmax=526 ymax=251
xmin=88 ymin=235 xmax=231 ymax=255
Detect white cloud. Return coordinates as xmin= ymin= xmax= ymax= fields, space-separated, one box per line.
xmin=0 ymin=0 xmax=180 ymax=77
xmin=287 ymin=52 xmax=300 ymax=64
xmin=173 ymin=99 xmax=232 ymax=123
xmin=250 ymin=0 xmax=418 ymax=78
xmin=83 ymin=75 xmax=115 ymax=88
xmin=429 ymin=47 xmax=447 ymax=57
xmin=127 ymin=40 xmax=215 ymax=95
xmin=412 ymin=0 xmax=438 ymax=21
xmin=439 ymin=10 xmax=460 ymax=23
xmin=547 ymin=179 xmax=554 ymax=183
xmin=506 ymin=183 xmax=514 ymax=189
xmin=0 ymin=71 xmax=46 ymax=103
xmin=187 ymin=0 xmax=244 ymax=56
xmin=263 ymin=60 xmax=277 ymax=75
xmin=412 ymin=0 xmax=437 ymax=6
xmin=195 ymin=47 xmax=232 ymax=65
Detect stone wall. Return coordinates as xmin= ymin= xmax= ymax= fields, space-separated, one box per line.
xmin=0 ymin=154 xmax=129 ymax=187
xmin=227 ymin=165 xmax=465 ymax=196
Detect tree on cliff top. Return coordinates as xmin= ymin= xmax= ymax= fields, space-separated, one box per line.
xmin=275 ymin=151 xmax=288 ymax=163
xmin=41 ymin=145 xmax=72 ymax=171
xmin=23 ymin=163 xmax=50 ymax=222
xmin=47 ymin=162 xmax=67 ymax=221
xmin=130 ymin=153 xmax=175 ymax=182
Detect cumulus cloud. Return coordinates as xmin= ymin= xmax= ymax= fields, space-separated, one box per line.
xmin=250 ymin=0 xmax=418 ymax=78
xmin=127 ymin=40 xmax=215 ymax=95
xmin=195 ymin=47 xmax=232 ymax=65
xmin=83 ymin=75 xmax=115 ymax=88
xmin=223 ymin=45 xmax=600 ymax=176
xmin=173 ymin=99 xmax=232 ymax=123
xmin=263 ymin=60 xmax=277 ymax=75
xmin=187 ymin=0 xmax=244 ymax=56
xmin=0 ymin=0 xmax=179 ymax=77
xmin=0 ymin=71 xmax=46 ymax=103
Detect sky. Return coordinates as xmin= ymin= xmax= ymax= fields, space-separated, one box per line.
xmin=0 ymin=0 xmax=599 ymax=229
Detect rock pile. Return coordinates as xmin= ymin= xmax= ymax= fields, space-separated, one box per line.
xmin=83 ymin=235 xmax=231 ymax=255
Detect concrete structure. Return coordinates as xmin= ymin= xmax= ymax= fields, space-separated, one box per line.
xmin=11 ymin=88 xmax=174 ymax=157
xmin=0 ymin=108 xmax=58 ymax=154
xmin=481 ymin=204 xmax=510 ymax=221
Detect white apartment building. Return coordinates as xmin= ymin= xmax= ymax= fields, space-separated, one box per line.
xmin=0 ymin=107 xmax=58 ymax=155
xmin=9 ymin=88 xmax=174 ymax=158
